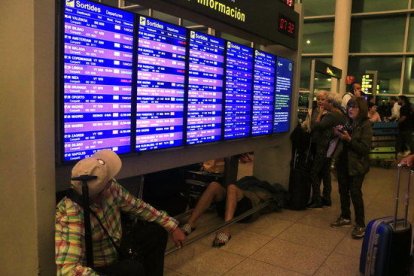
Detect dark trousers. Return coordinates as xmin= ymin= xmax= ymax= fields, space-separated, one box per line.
xmin=310 ymin=152 xmax=331 ymax=203
xmin=396 ymin=130 xmax=414 ymax=153
xmin=95 ymin=222 xmax=168 ymax=276
xmin=337 ymin=171 xmax=366 ymax=227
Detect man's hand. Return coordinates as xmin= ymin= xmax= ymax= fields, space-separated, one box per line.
xmin=171 ymin=227 xmax=186 ymax=248
xmin=399 ymin=154 xmax=414 ymax=168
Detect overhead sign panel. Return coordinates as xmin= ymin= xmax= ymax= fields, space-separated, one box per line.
xmin=130 ymin=0 xmax=299 ymax=49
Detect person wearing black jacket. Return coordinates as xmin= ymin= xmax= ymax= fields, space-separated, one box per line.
xmin=307 ymin=92 xmax=346 ymax=208
xmin=396 ymin=95 xmax=413 ymax=156
xmin=330 ymin=97 xmax=373 ymax=239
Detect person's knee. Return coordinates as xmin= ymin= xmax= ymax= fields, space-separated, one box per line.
xmin=226 ymin=183 xmax=238 ymax=194
xmin=226 ymin=184 xmax=243 ymax=200
xmin=205 ymin=181 xmax=225 ymax=199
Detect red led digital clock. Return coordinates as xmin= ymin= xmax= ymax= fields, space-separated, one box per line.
xmin=278 ymin=15 xmax=296 ymax=37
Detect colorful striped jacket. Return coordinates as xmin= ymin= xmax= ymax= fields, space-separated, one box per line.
xmin=55 ymin=180 xmax=178 ymax=275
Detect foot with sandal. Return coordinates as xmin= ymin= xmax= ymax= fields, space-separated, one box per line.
xmin=180 ymin=178 xmax=263 ymax=248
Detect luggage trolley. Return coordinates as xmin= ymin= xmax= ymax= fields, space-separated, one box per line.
xmin=369 ymin=122 xmax=398 ymax=168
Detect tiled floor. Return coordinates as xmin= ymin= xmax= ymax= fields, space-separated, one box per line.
xmin=164 ymin=160 xmax=413 ymax=275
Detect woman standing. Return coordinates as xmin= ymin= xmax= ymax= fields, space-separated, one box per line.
xmin=307 ymin=92 xmax=345 ymax=208
xmin=330 ymin=97 xmax=373 ymax=239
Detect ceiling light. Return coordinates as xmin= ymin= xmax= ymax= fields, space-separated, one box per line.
xmin=306 ymin=40 xmax=311 ymax=44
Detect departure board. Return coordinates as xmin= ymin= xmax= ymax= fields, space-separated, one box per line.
xmin=63 ymin=0 xmax=134 ymax=161
xmin=223 ymin=41 xmax=254 ymax=140
xmin=186 ymin=31 xmax=225 ymax=145
xmin=252 ymin=50 xmax=276 ymax=136
xmin=136 ymin=16 xmax=187 ymax=151
xmin=273 ymin=57 xmax=293 ymax=133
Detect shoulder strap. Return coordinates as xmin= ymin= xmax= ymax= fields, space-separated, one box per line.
xmin=67 ymin=190 xmax=122 ymax=256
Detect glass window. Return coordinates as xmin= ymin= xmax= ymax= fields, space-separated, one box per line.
xmin=348 ymin=57 xmax=403 ymax=94
xmin=403 ymin=57 xmax=414 ymax=94
xmin=303 ymin=0 xmax=335 ymax=16
xmin=302 ymin=22 xmax=334 ymax=53
xmin=407 ymin=16 xmax=414 ymax=52
xmin=300 ymin=57 xmax=332 ymax=91
xmin=352 ymin=0 xmax=409 ymax=13
xmin=349 ymin=17 xmax=405 ymax=53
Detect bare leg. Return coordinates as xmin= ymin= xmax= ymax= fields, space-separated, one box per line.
xmin=221 ymin=184 xmax=244 ymax=235
xmin=187 ymin=182 xmax=226 ymax=228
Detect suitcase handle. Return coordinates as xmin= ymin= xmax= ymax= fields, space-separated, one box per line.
xmin=394 ymin=164 xmax=413 ymax=229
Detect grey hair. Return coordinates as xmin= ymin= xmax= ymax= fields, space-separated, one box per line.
xmin=325 ymin=92 xmax=342 ymax=109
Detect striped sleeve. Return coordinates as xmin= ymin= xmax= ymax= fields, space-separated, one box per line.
xmin=111 ymin=182 xmax=178 ymax=232
xmin=55 ymin=198 xmax=99 ymax=276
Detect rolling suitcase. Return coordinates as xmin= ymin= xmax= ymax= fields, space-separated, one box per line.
xmin=359 ymin=165 xmax=413 ymax=276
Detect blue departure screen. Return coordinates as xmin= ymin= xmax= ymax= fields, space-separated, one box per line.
xmin=136 ymin=16 xmax=187 ymax=151
xmin=273 ymin=57 xmax=293 ymax=133
xmin=223 ymin=42 xmax=254 ymax=140
xmin=252 ymin=50 xmax=276 ymax=136
xmin=186 ymin=31 xmax=225 ymax=145
xmin=63 ymin=0 xmax=134 ymax=162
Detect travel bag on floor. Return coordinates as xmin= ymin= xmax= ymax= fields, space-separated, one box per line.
xmin=359 ymin=165 xmax=413 ymax=276
xmin=288 ymin=147 xmax=312 ymax=210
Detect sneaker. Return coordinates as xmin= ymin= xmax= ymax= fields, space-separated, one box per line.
xmin=351 ymin=226 xmax=365 ymax=239
xmin=330 ymin=217 xmax=352 ymax=228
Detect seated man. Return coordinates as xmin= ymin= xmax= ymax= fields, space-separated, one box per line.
xmin=55 ymin=149 xmax=186 ymax=276
xmin=181 ymin=177 xmax=284 ymax=247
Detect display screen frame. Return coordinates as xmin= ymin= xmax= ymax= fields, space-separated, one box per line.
xmin=135 ymin=15 xmax=188 ymax=153
xmin=223 ymin=41 xmax=254 ymax=141
xmin=251 ymin=49 xmax=277 ymax=137
xmin=273 ymin=56 xmax=294 ymax=134
xmin=57 ymin=0 xmax=137 ymax=164
xmin=185 ymin=30 xmax=227 ymax=146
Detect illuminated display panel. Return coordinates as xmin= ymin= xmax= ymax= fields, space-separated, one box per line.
xmin=136 ymin=16 xmax=187 ymax=151
xmin=252 ymin=50 xmax=276 ymax=136
xmin=63 ymin=0 xmax=134 ymax=162
xmin=223 ymin=41 xmax=254 ymax=140
xmin=273 ymin=56 xmax=293 ymax=133
xmin=186 ymin=31 xmax=225 ymax=145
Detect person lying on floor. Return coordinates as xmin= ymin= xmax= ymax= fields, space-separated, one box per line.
xmin=181 ymin=176 xmax=286 ymax=247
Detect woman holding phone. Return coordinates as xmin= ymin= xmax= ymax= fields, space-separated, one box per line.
xmin=330 ymin=97 xmax=373 ymax=239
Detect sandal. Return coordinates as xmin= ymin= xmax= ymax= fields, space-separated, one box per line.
xmin=212 ymin=232 xmax=231 ymax=247
xmin=181 ymin=223 xmax=195 ymax=236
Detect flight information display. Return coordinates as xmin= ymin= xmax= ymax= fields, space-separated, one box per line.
xmin=223 ymin=42 xmax=254 ymax=140
xmin=63 ymin=0 xmax=134 ymax=162
xmin=252 ymin=50 xmax=276 ymax=136
xmin=273 ymin=57 xmax=293 ymax=133
xmin=136 ymin=16 xmax=187 ymax=151
xmin=186 ymin=31 xmax=225 ymax=145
